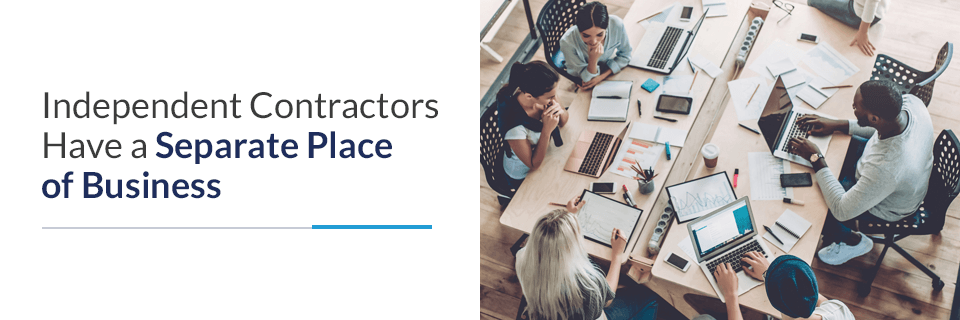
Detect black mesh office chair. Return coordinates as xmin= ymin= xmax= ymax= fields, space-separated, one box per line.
xmin=480 ymin=105 xmax=516 ymax=203
xmin=870 ymin=42 xmax=953 ymax=106
xmin=856 ymin=130 xmax=960 ymax=296
xmin=536 ymin=0 xmax=586 ymax=85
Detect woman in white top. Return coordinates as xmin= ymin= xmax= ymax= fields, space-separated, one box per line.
xmin=558 ymin=1 xmax=633 ymax=90
xmin=516 ymin=197 xmax=659 ymax=320
xmin=808 ymin=0 xmax=888 ymax=55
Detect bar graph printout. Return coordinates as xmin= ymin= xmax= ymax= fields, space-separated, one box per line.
xmin=667 ymin=172 xmax=737 ymax=223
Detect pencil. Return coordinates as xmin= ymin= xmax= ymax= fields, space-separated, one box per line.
xmin=820 ymin=85 xmax=853 ymax=89
xmin=637 ymin=11 xmax=662 ymax=23
xmin=549 ymin=202 xmax=566 ymax=207
xmin=746 ymin=84 xmax=760 ymax=106
xmin=688 ymin=71 xmax=699 ymax=92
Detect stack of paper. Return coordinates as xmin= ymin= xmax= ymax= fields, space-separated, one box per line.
xmin=588 ymin=80 xmax=633 ymax=121
xmin=796 ymin=77 xmax=841 ymax=109
xmin=629 ymin=122 xmax=687 ymax=147
xmin=762 ymin=209 xmax=812 ymax=253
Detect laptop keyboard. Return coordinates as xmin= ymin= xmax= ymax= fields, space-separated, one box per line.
xmin=781 ymin=115 xmax=812 ymax=154
xmin=707 ymin=240 xmax=766 ymax=275
xmin=647 ymin=26 xmax=683 ymax=69
xmin=578 ymin=133 xmax=614 ymax=175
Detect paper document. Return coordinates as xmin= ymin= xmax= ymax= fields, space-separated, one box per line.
xmin=610 ymin=138 xmax=665 ymax=178
xmin=667 ymin=173 xmax=737 ymax=222
xmin=640 ymin=2 xmax=682 ymax=28
xmin=765 ymin=58 xmax=797 ymax=77
xmin=578 ymin=191 xmax=644 ymax=246
xmin=748 ymin=152 xmax=794 ymax=201
xmin=727 ymin=77 xmax=769 ymax=121
xmin=762 ymin=209 xmax=812 ymax=253
xmin=629 ymin=122 xmax=687 ymax=147
xmin=702 ymin=0 xmax=728 ymax=17
xmin=796 ymin=77 xmax=841 ymax=109
xmin=802 ymin=42 xmax=860 ymax=85
xmin=655 ymin=74 xmax=695 ymax=95
xmin=748 ymin=39 xmax=804 ymax=81
xmin=689 ymin=54 xmax=723 ymax=78
xmin=678 ymin=235 xmax=696 ymax=260
xmin=785 ymin=68 xmax=815 ymax=100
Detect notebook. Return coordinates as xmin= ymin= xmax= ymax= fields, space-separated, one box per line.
xmin=702 ymin=0 xmax=728 ymax=17
xmin=577 ymin=190 xmax=645 ymax=247
xmin=628 ymin=122 xmax=687 ymax=147
xmin=762 ymin=209 xmax=812 ymax=252
xmin=796 ymin=77 xmax=841 ymax=109
xmin=589 ymin=80 xmax=634 ymax=122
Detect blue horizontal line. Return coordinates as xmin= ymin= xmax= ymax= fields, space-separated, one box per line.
xmin=311 ymin=225 xmax=432 ymax=229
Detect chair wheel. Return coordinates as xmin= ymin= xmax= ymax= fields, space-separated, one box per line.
xmin=857 ymin=282 xmax=872 ymax=297
xmin=934 ymin=279 xmax=945 ymax=291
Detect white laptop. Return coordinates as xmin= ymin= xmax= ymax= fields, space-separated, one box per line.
xmin=757 ymin=76 xmax=837 ymax=167
xmin=686 ymin=196 xmax=773 ymax=302
xmin=628 ymin=9 xmax=708 ymax=74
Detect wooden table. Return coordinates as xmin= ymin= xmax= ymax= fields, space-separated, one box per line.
xmin=499 ymin=0 xmax=755 ymax=263
xmin=645 ymin=2 xmax=886 ymax=317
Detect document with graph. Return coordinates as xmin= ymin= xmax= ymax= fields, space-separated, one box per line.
xmin=666 ymin=171 xmax=737 ymax=223
xmin=576 ymin=190 xmax=644 ymax=247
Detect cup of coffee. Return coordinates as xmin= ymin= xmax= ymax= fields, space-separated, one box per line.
xmin=701 ymin=143 xmax=719 ymax=168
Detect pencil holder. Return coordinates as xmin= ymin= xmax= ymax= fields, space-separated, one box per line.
xmin=637 ymin=179 xmax=655 ymax=195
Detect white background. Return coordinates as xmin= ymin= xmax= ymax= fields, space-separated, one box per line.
xmin=0 ymin=1 xmax=476 ymax=318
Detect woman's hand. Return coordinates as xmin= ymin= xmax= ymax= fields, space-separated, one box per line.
xmin=788 ymin=137 xmax=821 ymax=160
xmin=850 ymin=25 xmax=875 ymax=56
xmin=610 ymin=228 xmax=627 ymax=263
xmin=797 ymin=115 xmax=843 ymax=136
xmin=579 ymin=71 xmax=610 ymax=90
xmin=566 ymin=196 xmax=586 ymax=213
xmin=542 ymin=106 xmax=560 ymax=133
xmin=587 ymin=43 xmax=604 ymax=63
xmin=714 ymin=263 xmax=739 ymax=300
xmin=741 ymin=251 xmax=770 ymax=281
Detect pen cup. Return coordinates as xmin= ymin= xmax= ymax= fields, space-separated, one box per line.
xmin=701 ymin=143 xmax=720 ymax=168
xmin=638 ymin=179 xmax=655 ymax=195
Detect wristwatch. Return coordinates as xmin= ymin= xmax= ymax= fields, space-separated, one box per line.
xmin=809 ymin=153 xmax=823 ymax=163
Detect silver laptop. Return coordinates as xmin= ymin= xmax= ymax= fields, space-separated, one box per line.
xmin=686 ymin=196 xmax=772 ymax=302
xmin=758 ymin=76 xmax=836 ymax=167
xmin=628 ymin=9 xmax=707 ymax=74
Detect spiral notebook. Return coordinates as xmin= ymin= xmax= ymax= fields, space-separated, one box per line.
xmin=588 ymin=80 xmax=633 ymax=122
xmin=762 ymin=209 xmax=812 ymax=253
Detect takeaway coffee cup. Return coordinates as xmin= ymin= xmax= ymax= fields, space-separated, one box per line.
xmin=701 ymin=143 xmax=719 ymax=168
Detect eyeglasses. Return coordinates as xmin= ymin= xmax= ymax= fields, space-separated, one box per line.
xmin=772 ymin=0 xmax=795 ymax=24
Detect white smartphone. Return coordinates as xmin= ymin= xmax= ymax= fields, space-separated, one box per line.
xmin=798 ymin=33 xmax=820 ymax=44
xmin=680 ymin=6 xmax=694 ymax=22
xmin=665 ymin=252 xmax=691 ymax=272
xmin=589 ymin=182 xmax=616 ymax=194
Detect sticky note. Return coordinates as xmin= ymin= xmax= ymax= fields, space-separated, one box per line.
xmin=641 ymin=78 xmax=660 ymax=92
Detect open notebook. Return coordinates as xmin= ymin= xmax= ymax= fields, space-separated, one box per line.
xmin=588 ymin=80 xmax=633 ymax=122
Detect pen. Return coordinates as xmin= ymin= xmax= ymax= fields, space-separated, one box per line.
xmin=597 ymin=95 xmax=623 ymax=99
xmin=733 ymin=169 xmax=739 ymax=188
xmin=764 ymin=225 xmax=784 ymax=245
xmin=776 ymin=221 xmax=801 ymax=239
xmin=820 ymin=85 xmax=853 ymax=89
xmin=665 ymin=142 xmax=672 ymax=160
xmin=654 ymin=115 xmax=678 ymax=122
xmin=549 ymin=202 xmax=566 ymax=207
xmin=738 ymin=123 xmax=761 ymax=134
xmin=783 ymin=198 xmax=806 ymax=206
xmin=687 ymin=57 xmax=697 ymax=72
xmin=622 ymin=185 xmax=637 ymax=208
xmin=637 ymin=99 xmax=642 ymax=116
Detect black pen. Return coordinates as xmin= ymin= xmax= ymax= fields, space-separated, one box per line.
xmin=763 ymin=225 xmax=784 ymax=245
xmin=637 ymin=99 xmax=642 ymax=116
xmin=654 ymin=115 xmax=678 ymax=122
xmin=597 ymin=95 xmax=623 ymax=99
xmin=776 ymin=221 xmax=801 ymax=239
xmin=738 ymin=123 xmax=761 ymax=135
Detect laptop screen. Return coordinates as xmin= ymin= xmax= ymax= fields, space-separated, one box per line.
xmin=690 ymin=199 xmax=754 ymax=257
xmin=757 ymin=77 xmax=793 ymax=152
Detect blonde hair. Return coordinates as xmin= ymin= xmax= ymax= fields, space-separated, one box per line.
xmin=516 ymin=209 xmax=607 ymax=320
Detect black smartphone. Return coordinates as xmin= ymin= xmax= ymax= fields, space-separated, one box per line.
xmin=780 ymin=173 xmax=813 ymax=187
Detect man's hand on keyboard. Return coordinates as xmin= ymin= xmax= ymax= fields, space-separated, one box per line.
xmin=797 ymin=114 xmax=844 ymax=136
xmin=788 ymin=137 xmax=820 ymax=160
xmin=713 ymin=263 xmax=739 ymax=300
xmin=741 ymin=251 xmax=770 ymax=281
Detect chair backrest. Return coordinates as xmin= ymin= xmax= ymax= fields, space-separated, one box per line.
xmin=922 ymin=130 xmax=960 ymax=232
xmin=911 ymin=42 xmax=953 ymax=106
xmin=536 ymin=0 xmax=586 ymax=84
xmin=480 ymin=104 xmax=513 ymax=196
xmin=871 ymin=42 xmax=953 ymax=106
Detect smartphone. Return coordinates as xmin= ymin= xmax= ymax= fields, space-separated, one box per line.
xmin=665 ymin=252 xmax=690 ymax=272
xmin=680 ymin=6 xmax=694 ymax=22
xmin=780 ymin=173 xmax=813 ymax=187
xmin=798 ymin=33 xmax=820 ymax=44
xmin=589 ymin=182 xmax=616 ymax=194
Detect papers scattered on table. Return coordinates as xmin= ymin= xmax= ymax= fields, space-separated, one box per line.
xmin=765 ymin=58 xmax=797 ymax=78
xmin=640 ymin=2 xmax=682 ymax=27
xmin=796 ymin=77 xmax=841 ymax=109
xmin=689 ymin=54 xmax=724 ymax=78
xmin=802 ymin=42 xmax=860 ymax=85
xmin=762 ymin=209 xmax=812 ymax=253
xmin=786 ymin=68 xmax=815 ymax=100
xmin=727 ymin=77 xmax=769 ymax=121
xmin=678 ymin=235 xmax=697 ymax=260
xmin=629 ymin=122 xmax=687 ymax=147
xmin=748 ymin=39 xmax=805 ymax=81
xmin=610 ymin=138 xmax=665 ymax=178
xmin=748 ymin=152 xmax=794 ymax=201
xmin=654 ymin=74 xmax=695 ymax=95
xmin=702 ymin=0 xmax=728 ymax=17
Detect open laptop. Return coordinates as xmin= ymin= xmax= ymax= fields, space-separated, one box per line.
xmin=564 ymin=125 xmax=628 ymax=177
xmin=686 ymin=196 xmax=772 ymax=303
xmin=758 ymin=76 xmax=836 ymax=167
xmin=628 ymin=9 xmax=708 ymax=74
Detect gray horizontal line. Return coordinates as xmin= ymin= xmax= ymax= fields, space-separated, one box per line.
xmin=42 ymin=227 xmax=311 ymax=229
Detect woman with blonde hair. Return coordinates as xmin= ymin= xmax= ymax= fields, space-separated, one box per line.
xmin=515 ymin=197 xmax=658 ymax=320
